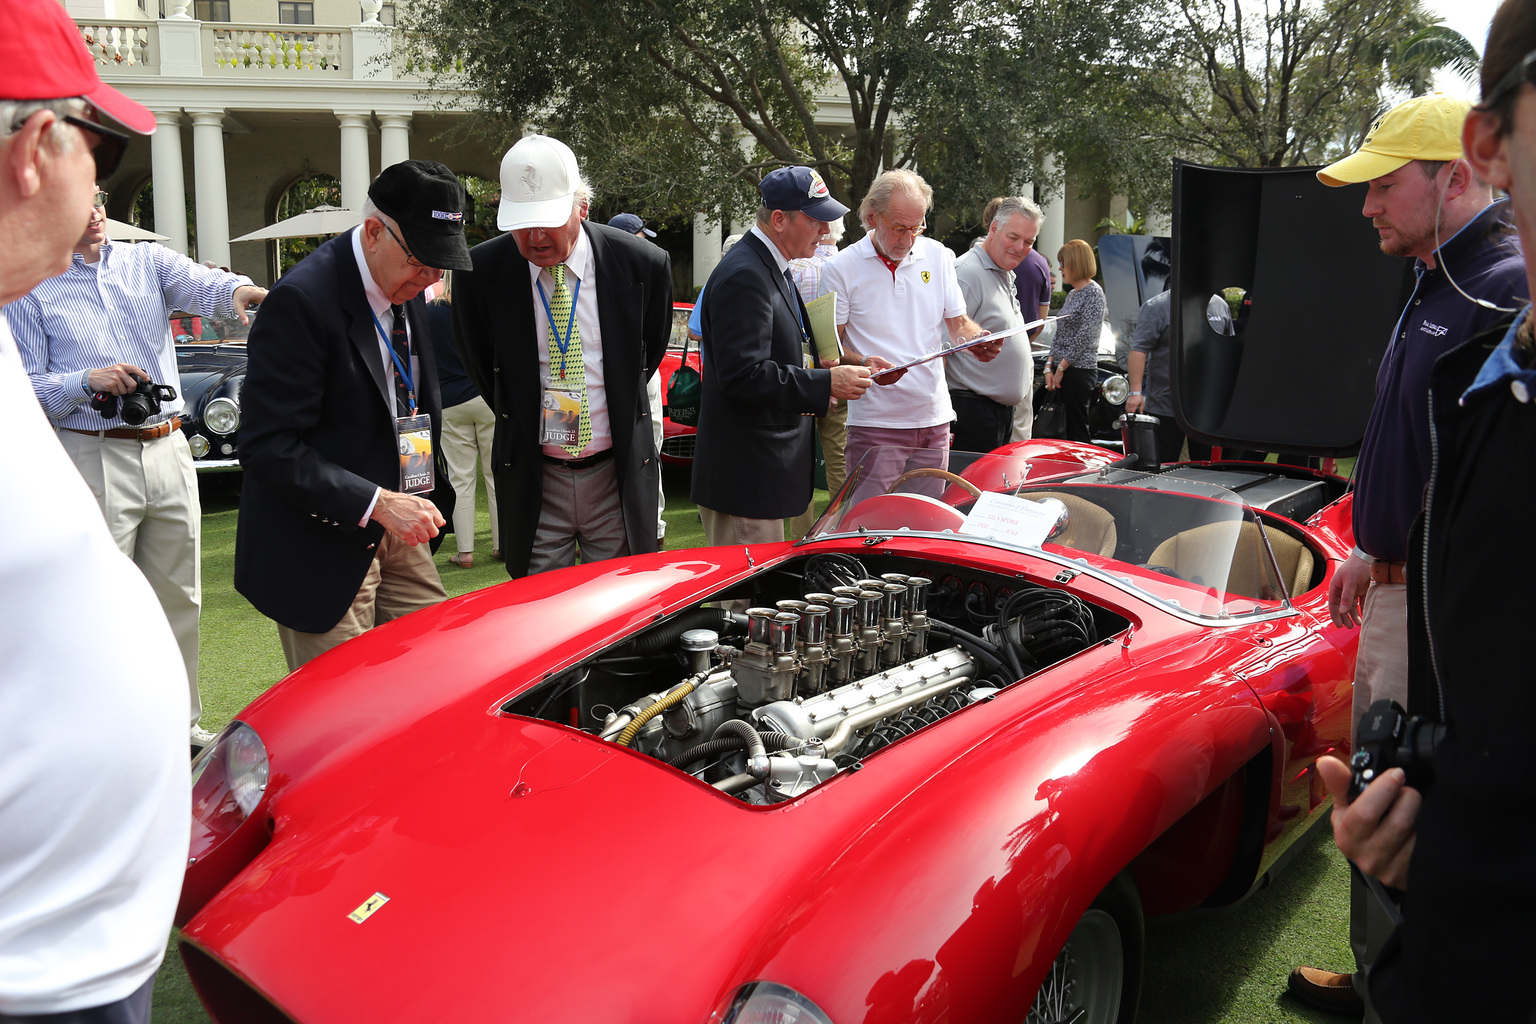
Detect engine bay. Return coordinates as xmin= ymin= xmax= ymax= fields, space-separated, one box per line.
xmin=503 ymin=552 xmax=1130 ymax=803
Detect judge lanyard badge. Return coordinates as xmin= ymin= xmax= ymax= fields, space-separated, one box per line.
xmin=371 ymin=310 xmax=418 ymax=416
xmin=536 ymin=276 xmax=582 ymax=379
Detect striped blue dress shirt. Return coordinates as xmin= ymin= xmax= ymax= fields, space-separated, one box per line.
xmin=5 ymin=241 xmax=251 ymax=430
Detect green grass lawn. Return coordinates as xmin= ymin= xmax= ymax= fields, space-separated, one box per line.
xmin=158 ymin=464 xmax=1355 ymax=1023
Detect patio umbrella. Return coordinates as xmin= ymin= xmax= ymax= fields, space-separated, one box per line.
xmin=106 ymin=218 xmax=169 ymax=242
xmin=230 ymin=205 xmax=360 ymax=243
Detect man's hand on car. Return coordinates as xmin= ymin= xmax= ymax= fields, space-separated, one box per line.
xmin=1328 ymin=553 xmax=1373 ymax=628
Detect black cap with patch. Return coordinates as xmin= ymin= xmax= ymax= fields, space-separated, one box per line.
xmin=367 ymin=160 xmax=473 ymax=271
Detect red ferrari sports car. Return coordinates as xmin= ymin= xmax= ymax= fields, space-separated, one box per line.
xmin=659 ymin=301 xmax=700 ymax=465
xmin=174 ymin=164 xmax=1411 ymax=1023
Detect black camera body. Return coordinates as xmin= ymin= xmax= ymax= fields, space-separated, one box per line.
xmin=91 ymin=376 xmax=178 ymax=426
xmin=1348 ymin=698 xmax=1446 ymax=801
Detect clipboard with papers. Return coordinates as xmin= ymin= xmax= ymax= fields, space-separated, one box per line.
xmin=867 ymin=314 xmax=1069 ymax=381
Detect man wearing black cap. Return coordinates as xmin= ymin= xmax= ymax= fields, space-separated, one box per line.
xmin=691 ymin=166 xmax=874 ymax=544
xmin=236 ymin=159 xmax=471 ymax=670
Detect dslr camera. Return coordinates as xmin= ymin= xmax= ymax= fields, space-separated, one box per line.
xmin=91 ymin=375 xmax=178 ymax=426
xmin=1348 ymin=698 xmax=1446 ymax=801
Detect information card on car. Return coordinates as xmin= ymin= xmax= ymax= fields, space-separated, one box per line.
xmin=959 ymin=491 xmax=1057 ymax=547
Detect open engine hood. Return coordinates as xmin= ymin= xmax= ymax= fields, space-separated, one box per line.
xmin=1171 ymin=161 xmax=1416 ymax=457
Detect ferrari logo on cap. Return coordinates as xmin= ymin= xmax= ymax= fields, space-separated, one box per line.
xmin=348 ymin=892 xmax=390 ymax=923
xmin=921 ymin=271 xmax=931 ymax=283
xmin=519 ymin=163 xmax=542 ymax=196
xmin=807 ymin=169 xmax=830 ymax=200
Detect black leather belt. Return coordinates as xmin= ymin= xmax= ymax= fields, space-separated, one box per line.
xmin=544 ymin=447 xmax=614 ymax=470
xmin=949 ymin=388 xmax=1007 ymax=407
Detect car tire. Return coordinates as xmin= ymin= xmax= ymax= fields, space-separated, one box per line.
xmin=1025 ymin=872 xmax=1143 ymax=1024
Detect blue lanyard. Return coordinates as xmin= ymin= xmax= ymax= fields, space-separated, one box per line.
xmin=371 ymin=310 xmax=416 ymax=416
xmin=535 ymin=275 xmax=582 ymax=379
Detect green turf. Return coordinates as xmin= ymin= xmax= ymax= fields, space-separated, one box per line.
xmin=157 ymin=464 xmax=1355 ymax=1023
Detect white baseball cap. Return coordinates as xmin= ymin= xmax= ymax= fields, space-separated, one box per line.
xmin=497 ymin=134 xmax=583 ymax=232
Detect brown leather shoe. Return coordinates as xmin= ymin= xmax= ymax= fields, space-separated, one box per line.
xmin=1287 ymin=966 xmax=1364 ymax=1017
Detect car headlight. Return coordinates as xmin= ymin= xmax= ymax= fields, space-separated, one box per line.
xmin=190 ymin=721 xmax=269 ymax=839
xmin=708 ymin=982 xmax=834 ymax=1024
xmin=203 ymin=396 xmax=239 ymax=436
xmin=1101 ymin=374 xmax=1130 ymax=406
xmin=188 ymin=434 xmax=210 ymax=458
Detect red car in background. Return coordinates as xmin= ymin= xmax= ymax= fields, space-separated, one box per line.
xmin=658 ymin=301 xmax=700 ymax=465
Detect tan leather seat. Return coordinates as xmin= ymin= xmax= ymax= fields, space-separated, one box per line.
xmin=1147 ymin=520 xmax=1315 ymax=600
xmin=1027 ymin=491 xmax=1117 ymax=558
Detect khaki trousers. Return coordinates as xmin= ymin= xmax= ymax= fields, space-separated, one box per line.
xmin=278 ymin=531 xmax=446 ymax=671
xmin=58 ymin=427 xmax=202 ymax=726
xmin=441 ymin=395 xmax=499 ymax=554
xmin=1349 ymin=581 xmax=1409 ymax=1024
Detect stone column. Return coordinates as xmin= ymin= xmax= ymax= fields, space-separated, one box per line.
xmin=1039 ymin=155 xmax=1066 ymax=272
xmin=188 ymin=109 xmax=230 ymax=268
xmin=378 ymin=113 xmax=411 ymax=171
xmin=337 ymin=112 xmax=372 ymax=212
xmin=150 ymin=110 xmax=189 ymax=256
xmin=692 ymin=213 xmax=722 ymax=291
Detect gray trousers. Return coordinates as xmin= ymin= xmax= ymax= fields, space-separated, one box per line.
xmin=528 ymin=456 xmax=630 ymax=575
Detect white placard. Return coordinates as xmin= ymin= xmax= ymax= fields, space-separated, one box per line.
xmin=959 ymin=491 xmax=1058 ymax=547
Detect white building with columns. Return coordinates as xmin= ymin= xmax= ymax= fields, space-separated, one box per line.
xmin=66 ymin=0 xmax=493 ymax=286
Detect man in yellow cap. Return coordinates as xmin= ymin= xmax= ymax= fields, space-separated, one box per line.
xmin=1286 ymin=93 xmax=1525 ymax=1020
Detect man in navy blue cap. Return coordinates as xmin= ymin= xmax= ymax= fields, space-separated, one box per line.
xmin=608 ymin=213 xmax=656 ymax=238
xmin=691 ymin=166 xmax=876 ymax=545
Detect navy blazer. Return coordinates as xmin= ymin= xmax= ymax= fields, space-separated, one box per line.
xmin=691 ymin=231 xmax=832 ymax=519
xmin=235 ymin=231 xmax=448 ymax=633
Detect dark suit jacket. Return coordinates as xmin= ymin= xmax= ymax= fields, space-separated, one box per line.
xmin=452 ymin=222 xmax=672 ymax=578
xmin=234 ymin=231 xmax=448 ymax=633
xmin=691 ymin=231 xmax=832 ymax=519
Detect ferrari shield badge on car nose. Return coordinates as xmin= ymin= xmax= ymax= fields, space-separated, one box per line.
xmin=348 ymin=892 xmax=390 ymax=924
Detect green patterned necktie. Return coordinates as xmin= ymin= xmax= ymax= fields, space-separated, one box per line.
xmin=547 ymin=262 xmax=590 ymax=456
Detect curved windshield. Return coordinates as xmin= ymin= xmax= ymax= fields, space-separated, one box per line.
xmin=807 ymin=446 xmax=1297 ymax=621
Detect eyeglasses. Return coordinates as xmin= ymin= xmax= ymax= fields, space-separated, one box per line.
xmin=93 ymin=190 xmax=109 ymax=209
xmin=7 ymin=107 xmax=130 ymax=179
xmin=383 ymin=221 xmax=428 ymax=269
xmin=1479 ymin=46 xmax=1536 ymax=112
xmin=876 ymin=210 xmax=927 ymax=237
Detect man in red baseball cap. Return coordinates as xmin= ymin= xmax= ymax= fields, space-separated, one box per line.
xmin=0 ymin=0 xmax=154 ymax=306
xmin=0 ymin=3 xmax=186 ymax=1023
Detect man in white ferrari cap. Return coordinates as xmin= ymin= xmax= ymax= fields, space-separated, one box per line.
xmin=452 ymin=134 xmax=673 ymax=577
xmin=1285 ymin=92 xmax=1525 ymax=1021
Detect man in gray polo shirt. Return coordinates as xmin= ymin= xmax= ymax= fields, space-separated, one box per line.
xmin=951 ymin=197 xmax=1042 ymax=451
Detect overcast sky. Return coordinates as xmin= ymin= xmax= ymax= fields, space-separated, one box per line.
xmin=1423 ymin=0 xmax=1501 ymax=100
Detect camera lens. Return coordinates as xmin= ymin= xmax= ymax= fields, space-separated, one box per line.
xmin=119 ymin=393 xmax=152 ymax=425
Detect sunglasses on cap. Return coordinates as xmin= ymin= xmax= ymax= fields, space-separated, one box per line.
xmin=1480 ymin=47 xmax=1536 ymax=113
xmin=7 ymin=107 xmax=130 ymax=180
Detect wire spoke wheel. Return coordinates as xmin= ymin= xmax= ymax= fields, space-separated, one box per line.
xmin=1026 ymin=909 xmax=1122 ymax=1024
xmin=1027 ymin=873 xmax=1142 ymax=1024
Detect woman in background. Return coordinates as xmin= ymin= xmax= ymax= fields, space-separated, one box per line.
xmin=1043 ymin=239 xmax=1106 ymax=442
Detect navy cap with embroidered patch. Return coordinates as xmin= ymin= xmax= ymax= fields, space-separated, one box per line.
xmin=367 ymin=160 xmax=472 ymax=271
xmin=759 ymin=166 xmax=849 ymax=222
